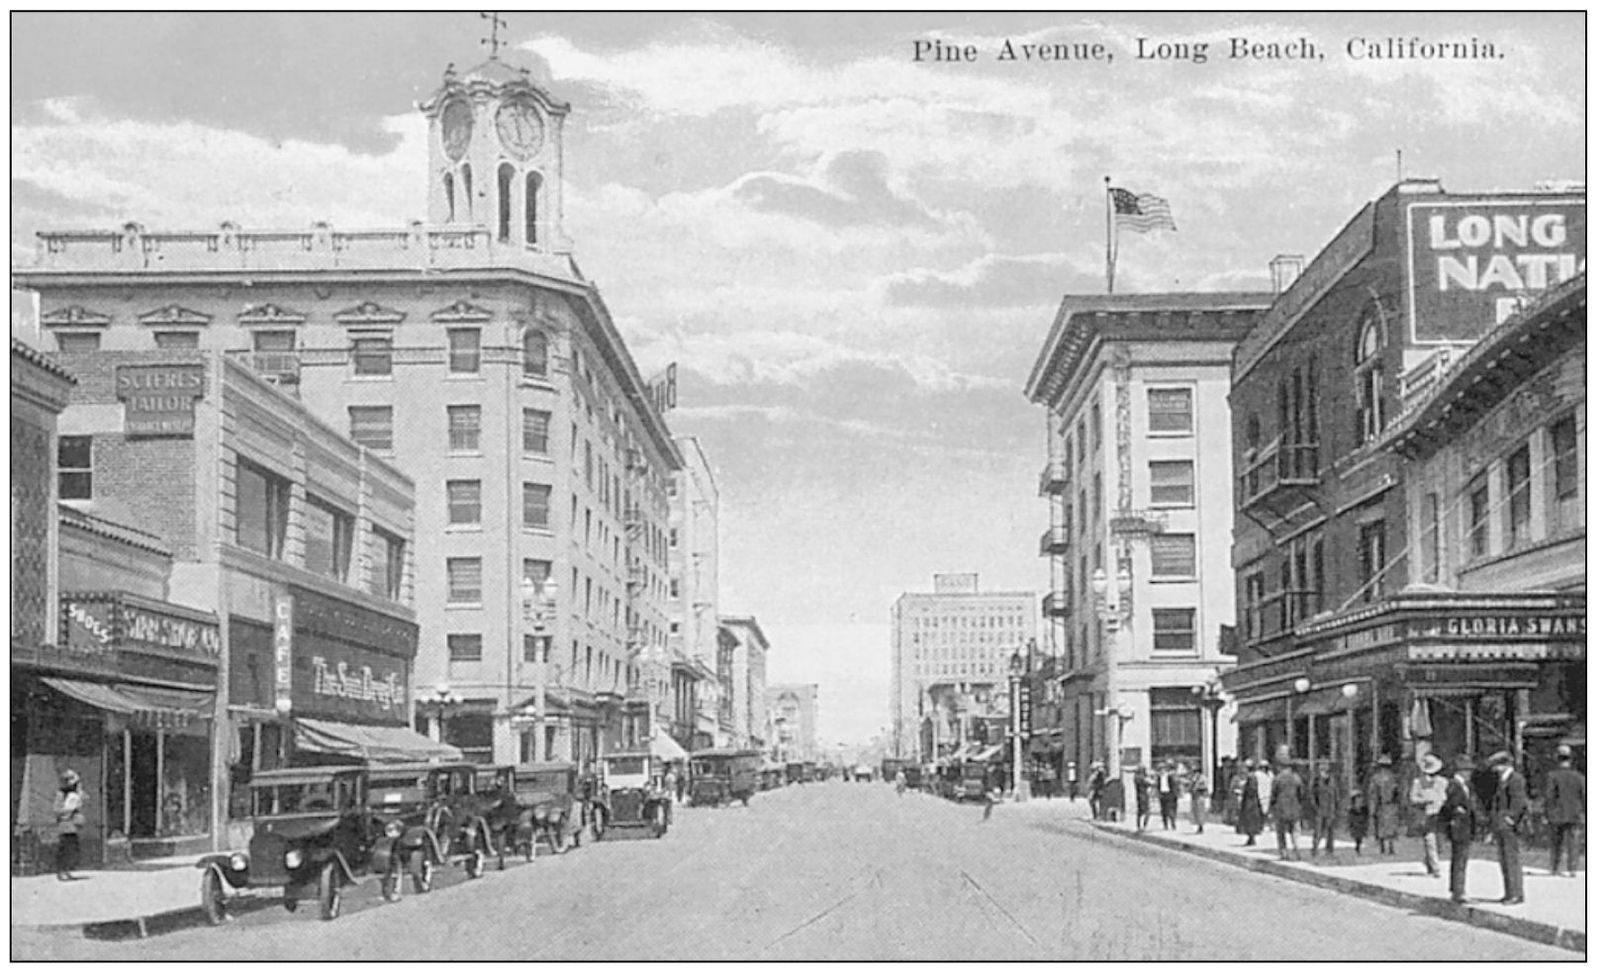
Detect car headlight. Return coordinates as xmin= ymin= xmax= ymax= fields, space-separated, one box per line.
xmin=284 ymin=849 xmax=303 ymax=870
xmin=229 ymin=852 xmax=248 ymax=872
xmin=385 ymin=821 xmax=402 ymax=839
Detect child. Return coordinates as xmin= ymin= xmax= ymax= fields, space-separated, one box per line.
xmin=1347 ymin=789 xmax=1370 ymax=854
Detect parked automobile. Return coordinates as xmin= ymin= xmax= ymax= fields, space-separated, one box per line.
xmin=759 ymin=764 xmax=785 ymax=791
xmin=197 ymin=766 xmax=401 ymax=923
xmin=901 ymin=763 xmax=924 ymax=792
xmin=958 ymin=760 xmax=993 ymax=802
xmin=473 ymin=765 xmax=522 ymax=870
xmin=594 ymin=750 xmax=672 ymax=838
xmin=365 ymin=764 xmax=458 ymax=895
xmin=853 ymin=764 xmax=874 ymax=783
xmin=784 ymin=761 xmax=805 ymax=785
xmin=689 ymin=748 xmax=763 ymax=806
xmin=423 ymin=763 xmax=496 ymax=878
xmin=510 ymin=761 xmax=585 ymax=856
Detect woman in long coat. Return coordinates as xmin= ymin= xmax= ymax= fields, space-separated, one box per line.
xmin=1133 ymin=767 xmax=1152 ymax=831
xmin=1236 ymin=759 xmax=1266 ymax=845
xmin=1366 ymin=755 xmax=1401 ymax=855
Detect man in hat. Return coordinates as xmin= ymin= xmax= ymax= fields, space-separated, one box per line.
xmin=1543 ymin=745 xmax=1585 ymax=877
xmin=1366 ymin=754 xmax=1401 ymax=855
xmin=1439 ymin=754 xmax=1479 ymax=904
xmin=1408 ymin=753 xmax=1449 ymax=877
xmin=53 ymin=770 xmax=85 ymax=882
xmin=1270 ymin=755 xmax=1306 ymax=860
xmin=1309 ymin=758 xmax=1340 ymax=858
xmin=1487 ymin=750 xmax=1528 ymax=904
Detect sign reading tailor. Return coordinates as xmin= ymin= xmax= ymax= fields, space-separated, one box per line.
xmin=116 ymin=364 xmax=206 ymax=437
xmin=1407 ymin=199 xmax=1586 ymax=344
xmin=273 ymin=589 xmax=294 ymax=714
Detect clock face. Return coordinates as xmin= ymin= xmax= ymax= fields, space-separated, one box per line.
xmin=441 ymin=101 xmax=474 ymax=162
xmin=496 ymin=99 xmax=544 ymax=159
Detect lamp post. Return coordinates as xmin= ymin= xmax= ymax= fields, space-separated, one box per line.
xmin=520 ymin=575 xmax=559 ymax=758
xmin=1191 ymin=674 xmax=1226 ymax=803
xmin=1009 ymin=649 xmax=1028 ymax=802
xmin=419 ymin=683 xmax=462 ymax=743
xmin=1088 ymin=563 xmax=1132 ymax=777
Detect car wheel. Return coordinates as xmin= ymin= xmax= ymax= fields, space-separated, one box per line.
xmin=318 ymin=862 xmax=342 ymax=921
xmin=284 ymin=898 xmax=299 ymax=912
xmin=380 ymin=856 xmax=403 ymax=903
xmin=496 ymin=834 xmax=509 ymax=872
xmin=590 ymin=807 xmax=606 ymax=842
xmin=200 ymin=866 xmax=228 ymax=926
xmin=466 ymin=850 xmax=485 ymax=879
xmin=409 ymin=849 xmax=433 ymax=894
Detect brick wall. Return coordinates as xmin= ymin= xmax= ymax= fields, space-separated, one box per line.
xmin=10 ymin=413 xmax=53 ymax=646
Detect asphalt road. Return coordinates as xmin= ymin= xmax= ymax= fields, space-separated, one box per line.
xmin=13 ymin=781 xmax=1581 ymax=960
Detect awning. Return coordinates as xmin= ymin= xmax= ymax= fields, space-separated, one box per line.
xmin=1233 ymin=697 xmax=1289 ymax=726
xmin=1295 ymin=687 xmax=1354 ymax=718
xmin=295 ymin=717 xmax=462 ymax=764
xmin=43 ymin=677 xmax=211 ymax=729
xmin=650 ymin=726 xmax=688 ymax=761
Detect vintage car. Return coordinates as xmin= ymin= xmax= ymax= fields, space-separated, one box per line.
xmin=784 ymin=761 xmax=805 ymax=785
xmin=901 ymin=763 xmax=924 ymax=791
xmin=690 ymin=748 xmax=763 ymax=806
xmin=853 ymin=764 xmax=875 ymax=783
xmin=958 ymin=760 xmax=993 ymax=801
xmin=473 ymin=765 xmax=522 ymax=870
xmin=364 ymin=762 xmax=493 ymax=892
xmin=593 ymin=750 xmax=672 ymax=838
xmin=422 ymin=763 xmax=497 ymax=876
xmin=197 ymin=766 xmax=401 ymax=923
xmin=800 ymin=761 xmax=819 ymax=782
xmin=759 ymin=764 xmax=785 ymax=791
xmin=880 ymin=758 xmax=904 ymax=782
xmin=509 ymin=761 xmax=585 ymax=856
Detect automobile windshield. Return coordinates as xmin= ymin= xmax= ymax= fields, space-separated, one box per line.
xmin=517 ymin=772 xmax=565 ymax=793
xmin=692 ymin=760 xmax=722 ymax=777
xmin=607 ymin=757 xmax=646 ymax=777
xmin=255 ymin=781 xmax=340 ymax=815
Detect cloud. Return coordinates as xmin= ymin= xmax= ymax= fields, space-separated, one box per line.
xmin=880 ymin=253 xmax=1102 ymax=308
xmin=732 ymin=150 xmax=943 ymax=229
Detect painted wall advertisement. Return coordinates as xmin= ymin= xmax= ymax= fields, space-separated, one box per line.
xmin=115 ymin=363 xmax=206 ymax=437
xmin=1407 ymin=199 xmax=1586 ymax=344
xmin=290 ymin=586 xmax=417 ymax=724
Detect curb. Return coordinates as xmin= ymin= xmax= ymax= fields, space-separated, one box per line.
xmin=13 ymin=894 xmax=282 ymax=942
xmin=1087 ymin=823 xmax=1585 ymax=954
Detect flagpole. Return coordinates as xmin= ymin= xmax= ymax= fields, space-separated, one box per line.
xmin=1104 ymin=175 xmax=1115 ymax=294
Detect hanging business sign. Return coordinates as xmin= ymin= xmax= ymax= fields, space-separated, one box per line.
xmin=1406 ymin=199 xmax=1586 ymax=345
xmin=272 ymin=587 xmax=294 ymax=714
xmin=116 ymin=364 xmax=206 ymax=438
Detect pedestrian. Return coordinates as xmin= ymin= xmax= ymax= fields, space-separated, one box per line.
xmin=1227 ymin=760 xmax=1250 ymax=827
xmin=53 ymin=770 xmax=85 ymax=882
xmin=1271 ymin=757 xmax=1305 ymax=860
xmin=1157 ymin=761 xmax=1179 ymax=831
xmin=1346 ymin=789 xmax=1369 ymax=853
xmin=1487 ymin=750 xmax=1528 ymax=905
xmin=1366 ymin=754 xmax=1401 ymax=855
xmin=1439 ymin=754 xmax=1478 ymax=904
xmin=1236 ymin=759 xmax=1266 ymax=846
xmin=1407 ymin=753 xmax=1449 ymax=878
xmin=982 ymin=785 xmax=997 ymax=821
xmin=894 ymin=769 xmax=907 ymax=796
xmin=1185 ymin=762 xmax=1209 ymax=834
xmin=1087 ymin=763 xmax=1107 ymax=821
xmin=664 ymin=764 xmax=680 ymax=805
xmin=1134 ymin=766 xmax=1152 ymax=831
xmin=1543 ymin=745 xmax=1585 ymax=877
xmin=1308 ymin=759 xmax=1339 ymax=857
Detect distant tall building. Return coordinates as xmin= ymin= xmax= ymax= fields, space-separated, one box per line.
xmin=889 ymin=575 xmax=1037 ymax=761
xmin=767 ymin=683 xmax=819 ymax=762
xmin=719 ymin=616 xmax=770 ymax=749
xmin=669 ymin=436 xmax=721 ymax=749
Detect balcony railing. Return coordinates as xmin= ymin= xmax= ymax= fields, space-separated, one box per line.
xmin=1042 ymin=591 xmax=1070 ymax=618
xmin=1240 ymin=436 xmax=1320 ymax=512
xmin=1039 ymin=459 xmax=1069 ymax=497
xmin=1398 ymin=347 xmax=1461 ymax=413
xmin=1039 ymin=524 xmax=1070 ymax=556
xmin=229 ymin=350 xmax=301 ymax=385
xmin=626 ymin=565 xmax=647 ymax=590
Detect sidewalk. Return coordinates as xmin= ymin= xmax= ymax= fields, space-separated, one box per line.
xmin=1083 ymin=815 xmax=1585 ymax=953
xmin=10 ymin=855 xmax=213 ymax=938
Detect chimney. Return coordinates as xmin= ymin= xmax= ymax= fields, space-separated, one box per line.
xmin=1269 ymin=254 xmax=1305 ymax=293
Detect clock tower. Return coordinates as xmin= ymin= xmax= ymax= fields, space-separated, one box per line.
xmin=419 ymin=54 xmax=570 ymax=251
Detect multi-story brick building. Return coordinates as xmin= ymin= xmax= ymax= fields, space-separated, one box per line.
xmin=1025 ymin=293 xmax=1266 ymax=799
xmin=1219 ymin=181 xmax=1585 ymax=793
xmin=12 ymin=52 xmax=683 ymax=766
xmin=889 ymin=574 xmax=1037 ymax=762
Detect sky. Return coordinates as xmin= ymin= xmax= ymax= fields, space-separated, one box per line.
xmin=9 ymin=12 xmax=1584 ymax=744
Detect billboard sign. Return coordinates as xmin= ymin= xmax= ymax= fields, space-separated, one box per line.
xmin=116 ymin=363 xmax=206 ymax=437
xmin=1407 ymin=199 xmax=1586 ymax=344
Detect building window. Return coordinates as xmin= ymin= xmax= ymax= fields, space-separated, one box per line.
xmin=1147 ymin=388 xmax=1193 ymax=435
xmin=1152 ymin=609 xmax=1197 ymax=653
xmin=447 ymin=480 xmax=482 ymax=526
xmin=348 ymin=406 xmax=393 ymax=451
xmin=523 ymin=558 xmax=552 ymax=592
xmin=372 ymin=525 xmax=406 ymax=601
xmin=1244 ymin=573 xmax=1265 ymax=641
xmin=236 ymin=459 xmax=290 ymax=559
xmin=447 ymin=405 xmax=482 ymax=452
xmin=1076 ymin=419 xmax=1086 ymax=463
xmin=1549 ymin=412 xmax=1580 ymax=532
xmin=1091 ymin=398 xmax=1102 ymax=450
xmin=1358 ymin=519 xmax=1387 ymax=602
xmin=1078 ymin=489 xmax=1087 ymax=536
xmin=1149 ymin=460 xmax=1194 ymax=507
xmin=524 ymin=482 xmax=552 ymax=529
xmin=57 ymin=435 xmax=93 ymax=501
xmin=353 ymin=336 xmax=393 ymax=376
xmin=447 ymin=328 xmax=481 ymax=373
xmin=154 ymin=331 xmax=199 ymax=349
xmin=1505 ymin=444 xmax=1531 ymax=549
xmin=1151 ymin=533 xmax=1197 ymax=579
xmin=1354 ymin=313 xmax=1384 ymax=445
xmin=1150 ymin=687 xmax=1202 ymax=765
xmin=497 ymin=162 xmax=515 ymax=242
xmin=1467 ymin=475 xmax=1490 ymax=560
xmin=523 ymin=408 xmax=550 ymax=454
xmin=448 ymin=634 xmax=483 ymax=662
xmin=1421 ymin=492 xmax=1441 ymax=584
xmin=303 ymin=496 xmax=354 ymax=582
xmin=523 ymin=330 xmax=548 ymax=377
xmin=55 ymin=333 xmax=101 ymax=353
xmin=447 ymin=557 xmax=483 ymax=605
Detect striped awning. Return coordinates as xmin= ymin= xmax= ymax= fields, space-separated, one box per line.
xmin=42 ymin=677 xmax=211 ymax=729
xmin=295 ymin=717 xmax=462 ymax=764
xmin=1409 ymin=643 xmax=1584 ymax=662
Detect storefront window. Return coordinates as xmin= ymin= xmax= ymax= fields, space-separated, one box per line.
xmin=161 ymin=732 xmax=211 ymax=837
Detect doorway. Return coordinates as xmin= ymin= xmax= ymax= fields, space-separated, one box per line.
xmin=129 ymin=732 xmax=158 ymax=838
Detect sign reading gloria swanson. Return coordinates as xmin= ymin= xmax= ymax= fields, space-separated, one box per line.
xmin=116 ymin=363 xmax=206 ymax=437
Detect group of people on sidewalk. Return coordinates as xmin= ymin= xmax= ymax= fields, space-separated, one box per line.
xmin=1083 ymin=744 xmax=1585 ymax=909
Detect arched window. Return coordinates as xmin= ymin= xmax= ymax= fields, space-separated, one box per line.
xmin=460 ymin=163 xmax=473 ymax=219
xmin=443 ymin=171 xmax=456 ymax=222
xmin=525 ymin=172 xmax=543 ymax=245
xmin=523 ymin=329 xmax=548 ymax=377
xmin=1354 ymin=312 xmax=1385 ymax=445
xmin=496 ymin=163 xmax=515 ymax=241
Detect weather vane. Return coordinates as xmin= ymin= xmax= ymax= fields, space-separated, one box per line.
xmin=479 ymin=12 xmax=508 ymax=58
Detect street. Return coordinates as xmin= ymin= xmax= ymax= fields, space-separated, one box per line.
xmin=13 ymin=781 xmax=1580 ymax=960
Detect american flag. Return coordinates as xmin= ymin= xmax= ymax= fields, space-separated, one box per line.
xmin=1110 ymin=187 xmax=1176 ymax=233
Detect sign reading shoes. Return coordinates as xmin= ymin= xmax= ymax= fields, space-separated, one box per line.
xmin=116 ymin=364 xmax=206 ymax=437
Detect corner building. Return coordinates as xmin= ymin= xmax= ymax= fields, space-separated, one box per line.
xmin=13 ymin=53 xmax=682 ymax=766
xmin=1220 ymin=181 xmax=1585 ymax=794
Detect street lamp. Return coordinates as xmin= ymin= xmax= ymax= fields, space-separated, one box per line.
xmin=1009 ymin=650 xmax=1028 ymax=802
xmin=418 ymin=683 xmax=462 ymax=742
xmin=1191 ymin=674 xmax=1227 ymax=806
